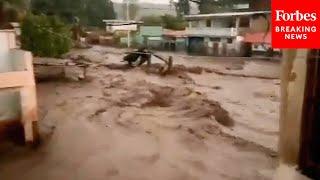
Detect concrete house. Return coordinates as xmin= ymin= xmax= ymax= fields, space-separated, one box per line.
xmin=103 ymin=20 xmax=143 ymax=34
xmin=185 ymin=11 xmax=270 ymax=56
xmin=0 ymin=30 xmax=38 ymax=144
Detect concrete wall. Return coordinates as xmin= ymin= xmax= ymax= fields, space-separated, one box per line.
xmin=212 ymin=18 xmax=231 ymax=28
xmin=0 ymin=30 xmax=16 ymax=73
xmin=0 ymin=30 xmax=20 ymax=122
xmin=279 ymin=49 xmax=308 ymax=165
xmin=106 ymin=24 xmax=138 ymax=33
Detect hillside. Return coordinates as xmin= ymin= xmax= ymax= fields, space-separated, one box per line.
xmin=113 ymin=2 xmax=198 ymax=20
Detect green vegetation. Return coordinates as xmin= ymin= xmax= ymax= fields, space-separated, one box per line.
xmin=170 ymin=0 xmax=190 ymax=17
xmin=30 ymin=0 xmax=116 ymax=27
xmin=0 ymin=0 xmax=27 ymax=28
xmin=21 ymin=14 xmax=72 ymax=57
xmin=140 ymin=15 xmax=162 ymax=26
xmin=140 ymin=14 xmax=186 ymax=30
xmin=161 ymin=14 xmax=186 ymax=30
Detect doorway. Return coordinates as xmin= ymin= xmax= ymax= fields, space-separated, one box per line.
xmin=300 ymin=49 xmax=320 ymax=178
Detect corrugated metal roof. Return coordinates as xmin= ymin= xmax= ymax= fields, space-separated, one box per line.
xmin=185 ymin=11 xmax=270 ymax=20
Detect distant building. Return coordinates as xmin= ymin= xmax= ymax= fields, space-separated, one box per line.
xmin=103 ymin=20 xmax=143 ymax=33
xmin=162 ymin=29 xmax=187 ymax=52
xmin=117 ymin=26 xmax=163 ymax=48
xmin=102 ymin=20 xmax=143 ymax=47
xmin=184 ymin=11 xmax=270 ymax=56
xmin=134 ymin=26 xmax=163 ymax=49
xmin=243 ymin=31 xmax=272 ymax=55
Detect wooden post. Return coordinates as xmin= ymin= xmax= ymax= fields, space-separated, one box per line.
xmin=235 ymin=16 xmax=241 ymax=35
xmin=20 ymin=52 xmax=38 ymax=143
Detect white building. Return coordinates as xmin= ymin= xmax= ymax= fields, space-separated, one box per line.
xmin=184 ymin=11 xmax=270 ymax=56
xmin=102 ymin=20 xmax=143 ymax=33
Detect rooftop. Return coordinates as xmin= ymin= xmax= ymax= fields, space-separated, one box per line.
xmin=185 ymin=11 xmax=271 ymax=21
xmin=102 ymin=20 xmax=143 ymax=26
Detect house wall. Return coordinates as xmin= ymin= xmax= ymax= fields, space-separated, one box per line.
xmin=186 ymin=16 xmax=252 ymax=56
xmin=190 ymin=18 xmax=231 ymax=29
xmin=279 ymin=49 xmax=308 ymax=165
xmin=131 ymin=26 xmax=163 ymax=47
xmin=188 ymin=37 xmax=205 ymax=54
xmin=198 ymin=20 xmax=207 ymax=28
xmin=0 ymin=30 xmax=16 ymax=73
xmin=0 ymin=30 xmax=20 ymax=122
xmin=105 ymin=24 xmax=138 ymax=33
xmin=212 ymin=18 xmax=231 ymax=28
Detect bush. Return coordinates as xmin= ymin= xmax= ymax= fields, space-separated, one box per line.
xmin=21 ymin=14 xmax=72 ymax=57
xmin=161 ymin=14 xmax=186 ymax=30
xmin=140 ymin=15 xmax=163 ymax=26
xmin=140 ymin=14 xmax=186 ymax=30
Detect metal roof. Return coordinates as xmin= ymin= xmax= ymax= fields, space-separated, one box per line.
xmin=185 ymin=11 xmax=270 ymax=20
xmin=102 ymin=20 xmax=143 ymax=26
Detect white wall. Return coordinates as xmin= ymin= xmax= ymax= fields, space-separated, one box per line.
xmin=0 ymin=30 xmax=20 ymax=121
xmin=106 ymin=24 xmax=138 ymax=33
xmin=0 ymin=30 xmax=16 ymax=73
xmin=212 ymin=18 xmax=231 ymax=28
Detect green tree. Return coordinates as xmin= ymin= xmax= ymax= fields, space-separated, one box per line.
xmin=86 ymin=0 xmax=115 ymax=27
xmin=31 ymin=0 xmax=85 ymax=22
xmin=161 ymin=14 xmax=186 ymax=30
xmin=30 ymin=0 xmax=116 ymax=26
xmin=140 ymin=15 xmax=162 ymax=26
xmin=172 ymin=0 xmax=190 ymax=17
xmin=21 ymin=13 xmax=72 ymax=57
xmin=0 ymin=0 xmax=27 ymax=27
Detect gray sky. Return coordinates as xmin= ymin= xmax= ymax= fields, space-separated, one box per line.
xmin=111 ymin=0 xmax=174 ymax=4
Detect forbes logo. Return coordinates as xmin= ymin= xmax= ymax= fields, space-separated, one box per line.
xmin=275 ymin=10 xmax=317 ymax=22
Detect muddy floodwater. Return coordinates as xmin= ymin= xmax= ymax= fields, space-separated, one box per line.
xmin=0 ymin=46 xmax=280 ymax=180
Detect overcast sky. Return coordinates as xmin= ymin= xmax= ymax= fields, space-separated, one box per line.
xmin=111 ymin=0 xmax=174 ymax=4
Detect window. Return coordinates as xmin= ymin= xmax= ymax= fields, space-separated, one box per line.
xmin=210 ymin=37 xmax=221 ymax=42
xmin=240 ymin=17 xmax=250 ymax=28
xmin=206 ymin=20 xmax=212 ymax=27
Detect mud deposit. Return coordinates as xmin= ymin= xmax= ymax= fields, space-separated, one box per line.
xmin=0 ymin=46 xmax=280 ymax=180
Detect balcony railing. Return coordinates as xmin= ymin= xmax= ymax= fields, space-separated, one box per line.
xmin=186 ymin=27 xmax=249 ymax=37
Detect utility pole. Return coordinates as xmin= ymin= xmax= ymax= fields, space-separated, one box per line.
xmin=126 ymin=0 xmax=131 ymax=48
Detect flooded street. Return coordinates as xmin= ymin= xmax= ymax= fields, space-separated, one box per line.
xmin=0 ymin=46 xmax=280 ymax=180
